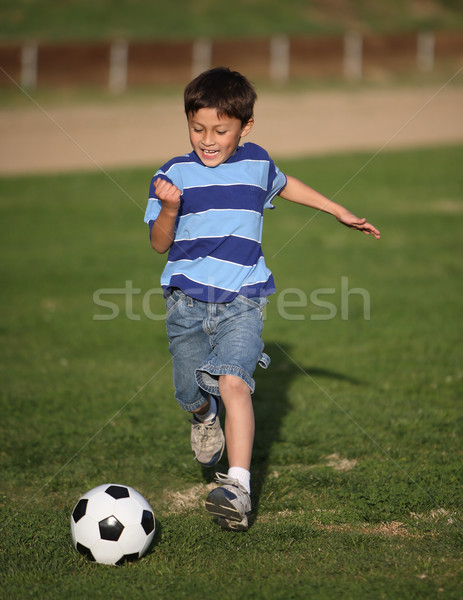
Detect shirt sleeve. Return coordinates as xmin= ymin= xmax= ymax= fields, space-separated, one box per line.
xmin=264 ymin=161 xmax=287 ymax=210
xmin=144 ymin=172 xmax=171 ymax=224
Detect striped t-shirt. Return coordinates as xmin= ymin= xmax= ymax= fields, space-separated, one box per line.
xmin=144 ymin=142 xmax=287 ymax=303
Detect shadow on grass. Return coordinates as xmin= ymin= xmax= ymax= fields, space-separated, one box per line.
xmin=198 ymin=341 xmax=361 ymax=525
xmin=250 ymin=341 xmax=362 ymax=525
xmin=144 ymin=517 xmax=162 ymax=561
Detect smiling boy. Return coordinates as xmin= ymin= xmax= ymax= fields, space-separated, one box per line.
xmin=144 ymin=67 xmax=379 ymax=531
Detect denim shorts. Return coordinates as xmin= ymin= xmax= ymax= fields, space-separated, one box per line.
xmin=165 ymin=289 xmax=270 ymax=412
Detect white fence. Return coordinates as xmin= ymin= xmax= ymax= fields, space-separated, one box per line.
xmin=1 ymin=31 xmax=461 ymax=92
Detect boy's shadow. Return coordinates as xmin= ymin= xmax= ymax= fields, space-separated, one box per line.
xmin=201 ymin=341 xmax=361 ymax=527
xmin=251 ymin=342 xmax=361 ymax=523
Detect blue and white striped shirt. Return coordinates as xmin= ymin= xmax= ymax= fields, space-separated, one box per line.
xmin=144 ymin=142 xmax=287 ymax=303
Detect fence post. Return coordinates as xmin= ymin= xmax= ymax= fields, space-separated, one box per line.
xmin=109 ymin=39 xmax=128 ymax=94
xmin=270 ymin=35 xmax=290 ymax=83
xmin=343 ymin=31 xmax=362 ymax=81
xmin=192 ymin=38 xmax=212 ymax=78
xmin=21 ymin=42 xmax=38 ymax=88
xmin=417 ymin=31 xmax=435 ymax=72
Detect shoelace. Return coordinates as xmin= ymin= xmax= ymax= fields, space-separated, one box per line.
xmin=214 ymin=472 xmax=247 ymax=493
xmin=191 ymin=419 xmax=216 ymax=460
xmin=214 ymin=472 xmax=234 ymax=484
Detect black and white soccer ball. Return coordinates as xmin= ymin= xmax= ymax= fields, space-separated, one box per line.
xmin=70 ymin=483 xmax=155 ymax=565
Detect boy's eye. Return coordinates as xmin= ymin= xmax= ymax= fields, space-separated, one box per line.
xmin=216 ymin=130 xmax=227 ymax=135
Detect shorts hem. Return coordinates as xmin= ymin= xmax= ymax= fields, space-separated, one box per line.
xmin=195 ymin=363 xmax=255 ymax=395
xmin=174 ymin=389 xmax=209 ymax=413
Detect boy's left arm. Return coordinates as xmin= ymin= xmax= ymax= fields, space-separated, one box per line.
xmin=279 ymin=175 xmax=380 ymax=239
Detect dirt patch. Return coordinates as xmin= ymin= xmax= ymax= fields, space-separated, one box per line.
xmin=269 ymin=455 xmax=357 ymax=477
xmin=410 ymin=508 xmax=458 ymax=525
xmin=316 ymin=520 xmax=417 ymax=538
xmin=261 ymin=510 xmax=420 ymax=537
xmin=0 ymin=84 xmax=462 ymax=175
xmin=163 ymin=482 xmax=216 ymax=513
xmin=324 ymin=453 xmax=357 ymax=471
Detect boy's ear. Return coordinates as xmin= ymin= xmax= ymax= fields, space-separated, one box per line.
xmin=241 ymin=117 xmax=254 ymax=138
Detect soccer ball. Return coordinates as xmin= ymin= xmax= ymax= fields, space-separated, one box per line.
xmin=70 ymin=483 xmax=155 ymax=565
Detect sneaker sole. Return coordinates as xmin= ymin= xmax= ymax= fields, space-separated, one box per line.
xmin=205 ymin=488 xmax=248 ymax=522
xmin=217 ymin=516 xmax=249 ymax=532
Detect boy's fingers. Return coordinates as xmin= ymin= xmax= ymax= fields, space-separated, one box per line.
xmin=154 ymin=178 xmax=167 ymax=190
xmin=154 ymin=178 xmax=180 ymax=199
xmin=366 ymin=224 xmax=381 ymax=239
xmin=352 ymin=219 xmax=380 ymax=239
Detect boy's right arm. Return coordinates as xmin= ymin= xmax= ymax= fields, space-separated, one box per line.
xmin=150 ymin=178 xmax=181 ymax=254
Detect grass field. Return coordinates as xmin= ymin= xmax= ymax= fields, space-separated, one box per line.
xmin=1 ymin=144 xmax=462 ymax=598
xmin=1 ymin=0 xmax=463 ymax=42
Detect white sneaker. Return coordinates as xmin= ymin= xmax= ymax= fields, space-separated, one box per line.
xmin=190 ymin=415 xmax=225 ymax=467
xmin=205 ymin=473 xmax=251 ymax=531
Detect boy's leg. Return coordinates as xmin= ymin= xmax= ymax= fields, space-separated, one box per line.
xmin=166 ymin=290 xmax=224 ymax=467
xmin=205 ymin=374 xmax=253 ymax=531
xmin=219 ymin=374 xmax=254 ymax=470
xmin=198 ymin=296 xmax=269 ymax=530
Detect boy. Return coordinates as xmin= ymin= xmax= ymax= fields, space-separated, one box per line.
xmin=144 ymin=67 xmax=380 ymax=531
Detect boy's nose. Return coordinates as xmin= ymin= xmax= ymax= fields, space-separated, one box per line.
xmin=203 ymin=131 xmax=214 ymax=145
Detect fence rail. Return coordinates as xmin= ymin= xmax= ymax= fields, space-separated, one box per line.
xmin=1 ymin=31 xmax=462 ymax=91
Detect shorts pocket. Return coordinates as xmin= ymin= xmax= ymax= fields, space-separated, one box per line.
xmin=166 ymin=290 xmax=184 ymax=317
xmin=236 ymin=294 xmax=269 ymax=315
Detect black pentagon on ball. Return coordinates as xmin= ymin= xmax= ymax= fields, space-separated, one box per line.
xmin=76 ymin=542 xmax=96 ymax=562
xmin=141 ymin=510 xmax=155 ymax=535
xmin=115 ymin=552 xmax=139 ymax=566
xmin=105 ymin=485 xmax=130 ymax=499
xmin=99 ymin=515 xmax=124 ymax=541
xmin=72 ymin=498 xmax=88 ymax=523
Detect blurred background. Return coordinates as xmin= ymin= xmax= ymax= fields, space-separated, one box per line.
xmin=0 ymin=0 xmax=462 ymax=173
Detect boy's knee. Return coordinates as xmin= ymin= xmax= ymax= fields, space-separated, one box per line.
xmin=218 ymin=374 xmax=249 ymax=395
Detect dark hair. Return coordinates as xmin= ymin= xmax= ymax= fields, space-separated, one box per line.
xmin=184 ymin=67 xmax=257 ymax=125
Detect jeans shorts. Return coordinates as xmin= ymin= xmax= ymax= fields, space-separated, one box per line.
xmin=165 ymin=289 xmax=270 ymax=412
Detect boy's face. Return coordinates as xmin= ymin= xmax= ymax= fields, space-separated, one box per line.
xmin=187 ymin=108 xmax=254 ymax=167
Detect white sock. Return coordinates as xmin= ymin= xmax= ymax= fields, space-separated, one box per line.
xmin=228 ymin=466 xmax=251 ymax=495
xmin=194 ymin=395 xmax=218 ymax=423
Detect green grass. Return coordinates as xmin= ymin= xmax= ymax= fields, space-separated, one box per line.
xmin=1 ymin=0 xmax=463 ymax=42
xmin=1 ymin=144 xmax=462 ymax=598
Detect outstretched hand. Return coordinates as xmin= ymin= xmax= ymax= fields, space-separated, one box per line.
xmin=337 ymin=209 xmax=381 ymax=239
